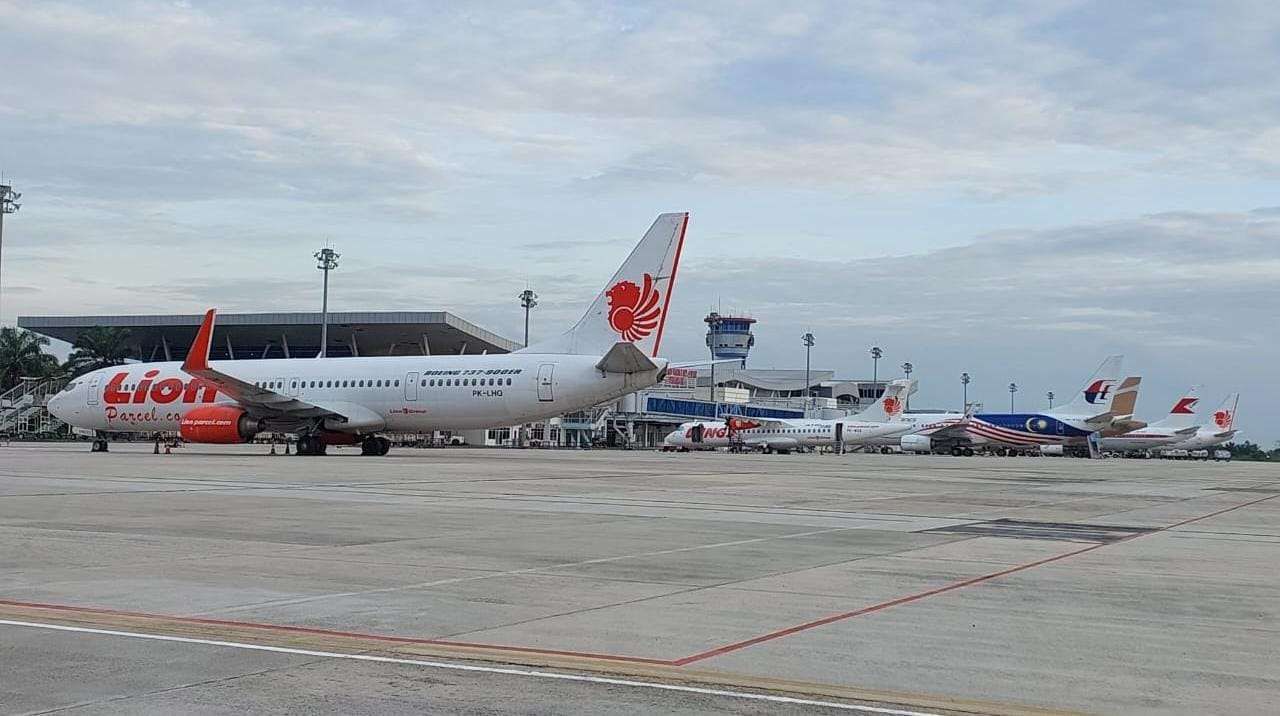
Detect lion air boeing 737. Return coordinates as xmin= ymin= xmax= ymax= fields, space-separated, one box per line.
xmin=48 ymin=213 xmax=690 ymax=455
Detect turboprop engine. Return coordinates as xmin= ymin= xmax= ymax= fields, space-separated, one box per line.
xmin=179 ymin=406 xmax=264 ymax=444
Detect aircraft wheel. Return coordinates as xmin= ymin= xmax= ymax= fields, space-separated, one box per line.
xmin=298 ymin=435 xmax=325 ymax=456
xmin=377 ymin=437 xmax=392 ymax=455
xmin=91 ymin=439 xmax=109 ymax=452
xmin=880 ymin=446 xmax=891 ymax=454
xmin=950 ymin=446 xmax=963 ymax=457
xmin=963 ymin=447 xmax=975 ymax=457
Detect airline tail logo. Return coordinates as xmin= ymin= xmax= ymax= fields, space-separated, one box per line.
xmin=1213 ymin=409 xmax=1234 ymax=429
xmin=1171 ymin=397 xmax=1199 ymax=414
xmin=882 ymin=396 xmax=903 ymax=417
xmin=1084 ymin=380 xmax=1115 ymax=404
xmin=606 ymin=273 xmax=662 ymax=342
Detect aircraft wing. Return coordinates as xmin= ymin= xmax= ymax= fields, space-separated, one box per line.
xmin=919 ymin=419 xmax=972 ymax=440
xmin=722 ymin=416 xmax=784 ymax=431
xmin=181 ymin=309 xmax=344 ymax=421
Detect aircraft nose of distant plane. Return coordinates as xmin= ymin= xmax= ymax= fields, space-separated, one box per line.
xmin=47 ymin=388 xmax=72 ymax=421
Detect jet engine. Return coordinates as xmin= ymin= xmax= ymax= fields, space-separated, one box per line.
xmin=1039 ymin=444 xmax=1065 ymax=457
xmin=179 ymin=406 xmax=263 ymax=444
xmin=900 ymin=434 xmax=933 ymax=453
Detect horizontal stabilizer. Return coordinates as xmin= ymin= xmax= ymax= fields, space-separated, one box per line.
xmin=596 ymin=342 xmax=660 ymax=374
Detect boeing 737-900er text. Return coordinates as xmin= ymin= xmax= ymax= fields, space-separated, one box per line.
xmin=661 ymin=380 xmax=913 ymax=453
xmin=48 ymin=213 xmax=690 ymax=455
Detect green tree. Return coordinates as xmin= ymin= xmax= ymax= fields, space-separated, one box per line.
xmin=0 ymin=327 xmax=61 ymax=392
xmin=64 ymin=326 xmax=134 ymax=377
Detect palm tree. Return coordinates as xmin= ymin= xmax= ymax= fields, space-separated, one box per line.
xmin=64 ymin=326 xmax=134 ymax=377
xmin=0 ymin=327 xmax=61 ymax=392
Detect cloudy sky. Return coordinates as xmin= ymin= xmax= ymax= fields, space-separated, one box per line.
xmin=2 ymin=1 xmax=1278 ymax=441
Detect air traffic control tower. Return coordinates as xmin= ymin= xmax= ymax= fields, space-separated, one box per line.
xmin=704 ymin=311 xmax=756 ymax=368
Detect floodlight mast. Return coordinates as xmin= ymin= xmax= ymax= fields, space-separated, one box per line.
xmin=314 ymin=246 xmax=340 ymax=357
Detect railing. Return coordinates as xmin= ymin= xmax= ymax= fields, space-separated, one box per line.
xmin=0 ymin=376 xmax=69 ymax=436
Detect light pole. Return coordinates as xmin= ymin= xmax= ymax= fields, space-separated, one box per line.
xmin=519 ymin=288 xmax=537 ymax=347
xmin=0 ymin=182 xmax=20 ymax=324
xmin=1008 ymin=382 xmax=1018 ymax=412
xmin=1047 ymin=391 xmax=1055 ymax=409
xmin=870 ymin=346 xmax=882 ymax=400
xmin=901 ymin=361 xmax=913 ymax=410
xmin=802 ymin=332 xmax=815 ymax=413
xmin=961 ymin=372 xmax=970 ymax=411
xmin=314 ymin=246 xmax=339 ymax=357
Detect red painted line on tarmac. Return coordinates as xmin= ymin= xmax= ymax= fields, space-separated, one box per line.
xmin=0 ymin=599 xmax=677 ymax=666
xmin=673 ymin=492 xmax=1280 ymax=666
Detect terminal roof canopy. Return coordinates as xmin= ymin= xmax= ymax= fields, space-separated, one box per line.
xmin=17 ymin=311 xmax=520 ymax=361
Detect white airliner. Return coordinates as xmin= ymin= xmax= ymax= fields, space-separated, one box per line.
xmin=661 ymin=380 xmax=913 ymax=453
xmin=49 ymin=213 xmax=690 ymax=455
xmin=1161 ymin=392 xmax=1240 ymax=451
xmin=1098 ymin=386 xmax=1202 ymax=452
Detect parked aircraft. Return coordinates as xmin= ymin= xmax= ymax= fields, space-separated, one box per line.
xmin=48 ymin=213 xmax=691 ymax=455
xmin=901 ymin=356 xmax=1142 ymax=456
xmin=662 ymin=380 xmax=912 ymax=453
xmin=1098 ymin=386 xmax=1202 ymax=452
xmin=1161 ymin=392 xmax=1240 ymax=451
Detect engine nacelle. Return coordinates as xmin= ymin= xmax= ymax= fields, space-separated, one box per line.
xmin=1039 ymin=444 xmax=1065 ymax=457
xmin=179 ymin=406 xmax=262 ymax=444
xmin=900 ymin=434 xmax=933 ymax=453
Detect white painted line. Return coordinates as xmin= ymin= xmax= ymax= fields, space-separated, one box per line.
xmin=0 ymin=619 xmax=942 ymax=715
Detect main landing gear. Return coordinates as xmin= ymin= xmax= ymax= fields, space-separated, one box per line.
xmin=90 ymin=438 xmax=109 ymax=452
xmin=361 ymin=436 xmax=392 ymax=456
xmin=295 ymin=435 xmax=328 ymax=456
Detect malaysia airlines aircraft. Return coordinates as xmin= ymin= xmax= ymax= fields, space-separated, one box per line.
xmin=1162 ymin=392 xmax=1240 ymax=451
xmin=1098 ymin=387 xmax=1202 ymax=452
xmin=901 ymin=356 xmax=1141 ymax=455
xmin=48 ymin=213 xmax=690 ymax=455
xmin=661 ymin=380 xmax=912 ymax=453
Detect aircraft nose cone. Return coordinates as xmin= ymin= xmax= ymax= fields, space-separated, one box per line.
xmin=47 ymin=392 xmax=66 ymax=420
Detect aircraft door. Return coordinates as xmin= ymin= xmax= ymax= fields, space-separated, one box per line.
xmin=288 ymin=377 xmax=302 ymax=397
xmin=691 ymin=423 xmax=704 ymax=444
xmin=537 ymin=364 xmax=555 ymax=402
xmin=834 ymin=422 xmax=843 ymax=444
xmin=405 ymin=372 xmax=419 ymax=401
xmin=86 ymin=374 xmax=101 ymax=406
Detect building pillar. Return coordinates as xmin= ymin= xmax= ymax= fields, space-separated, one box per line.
xmin=421 ymin=333 xmax=432 ymax=356
xmin=350 ymin=332 xmax=360 ymax=357
xmin=281 ymin=333 xmax=291 ymax=359
xmin=161 ymin=335 xmax=172 ymax=361
xmin=225 ymin=334 xmax=235 ymax=360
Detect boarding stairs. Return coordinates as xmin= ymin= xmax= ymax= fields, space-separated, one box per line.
xmin=0 ymin=377 xmax=68 ymax=435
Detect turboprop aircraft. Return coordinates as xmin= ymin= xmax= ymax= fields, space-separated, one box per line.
xmin=48 ymin=213 xmax=690 ymax=455
xmin=661 ymin=380 xmax=913 ymax=453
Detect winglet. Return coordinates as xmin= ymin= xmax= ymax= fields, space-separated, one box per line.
xmin=182 ymin=309 xmax=217 ymax=373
